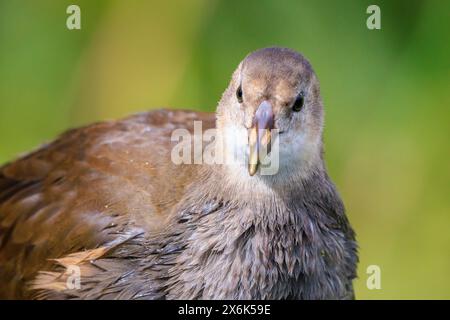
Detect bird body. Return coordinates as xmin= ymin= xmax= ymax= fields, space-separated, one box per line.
xmin=0 ymin=48 xmax=357 ymax=299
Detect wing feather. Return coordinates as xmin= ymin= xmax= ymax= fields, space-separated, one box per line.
xmin=0 ymin=109 xmax=215 ymax=298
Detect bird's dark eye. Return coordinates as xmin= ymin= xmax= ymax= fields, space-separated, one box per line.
xmin=236 ymin=85 xmax=243 ymax=103
xmin=292 ymin=93 xmax=304 ymax=112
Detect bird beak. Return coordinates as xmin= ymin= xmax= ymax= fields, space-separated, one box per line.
xmin=248 ymin=101 xmax=274 ymax=176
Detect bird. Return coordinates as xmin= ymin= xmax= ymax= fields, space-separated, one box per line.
xmin=0 ymin=47 xmax=358 ymax=300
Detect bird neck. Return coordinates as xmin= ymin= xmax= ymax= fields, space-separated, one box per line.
xmin=210 ymin=121 xmax=326 ymax=201
xmin=181 ymin=156 xmax=326 ymax=221
xmin=199 ymin=160 xmax=325 ymax=205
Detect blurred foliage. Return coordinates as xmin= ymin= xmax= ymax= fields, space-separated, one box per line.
xmin=0 ymin=0 xmax=449 ymax=299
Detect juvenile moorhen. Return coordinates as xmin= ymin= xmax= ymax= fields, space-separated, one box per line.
xmin=0 ymin=47 xmax=358 ymax=299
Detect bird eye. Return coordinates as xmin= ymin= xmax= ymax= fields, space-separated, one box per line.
xmin=292 ymin=93 xmax=304 ymax=112
xmin=236 ymin=85 xmax=243 ymax=103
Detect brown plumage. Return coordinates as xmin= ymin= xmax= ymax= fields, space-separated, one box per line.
xmin=0 ymin=47 xmax=358 ymax=299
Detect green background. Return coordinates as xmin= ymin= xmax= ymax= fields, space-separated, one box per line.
xmin=0 ymin=0 xmax=449 ymax=299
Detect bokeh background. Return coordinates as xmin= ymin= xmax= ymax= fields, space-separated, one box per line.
xmin=0 ymin=0 xmax=449 ymax=299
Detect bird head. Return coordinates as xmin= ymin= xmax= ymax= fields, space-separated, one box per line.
xmin=216 ymin=47 xmax=324 ymax=181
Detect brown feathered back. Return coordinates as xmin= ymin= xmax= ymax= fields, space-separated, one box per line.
xmin=0 ymin=109 xmax=214 ymax=299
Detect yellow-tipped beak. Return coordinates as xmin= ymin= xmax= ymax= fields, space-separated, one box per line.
xmin=248 ymin=101 xmax=274 ymax=176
